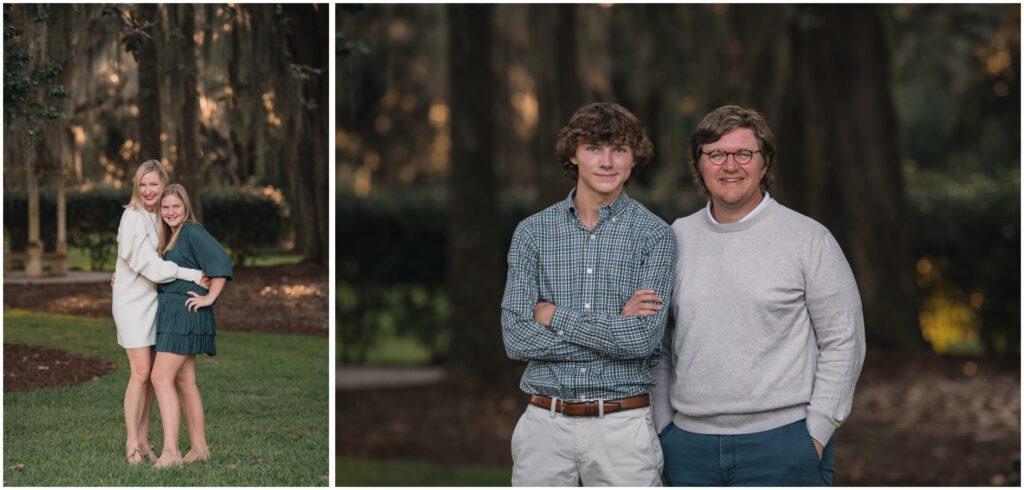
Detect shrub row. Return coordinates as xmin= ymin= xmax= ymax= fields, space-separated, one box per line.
xmin=336 ymin=186 xmax=538 ymax=283
xmin=338 ymin=173 xmax=1020 ymax=360
xmin=4 ymin=184 xmax=288 ymax=268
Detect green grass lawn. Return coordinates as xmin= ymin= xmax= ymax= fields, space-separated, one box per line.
xmin=244 ymin=254 xmax=304 ymax=267
xmin=337 ymin=457 xmax=511 ymax=486
xmin=3 ymin=310 xmax=328 ymax=486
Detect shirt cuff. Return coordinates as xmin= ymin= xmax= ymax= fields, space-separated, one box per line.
xmin=806 ymin=409 xmax=837 ymax=446
xmin=549 ymin=305 xmax=584 ymax=340
xmin=177 ymin=267 xmax=203 ymax=285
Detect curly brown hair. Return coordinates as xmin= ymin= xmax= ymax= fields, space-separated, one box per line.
xmin=689 ymin=105 xmax=776 ymax=198
xmin=555 ymin=102 xmax=654 ymax=182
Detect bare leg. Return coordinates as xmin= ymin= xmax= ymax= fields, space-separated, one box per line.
xmin=138 ymin=349 xmax=157 ymax=459
xmin=175 ymin=356 xmax=209 ymax=457
xmin=151 ymin=352 xmax=190 ymax=459
xmin=123 ymin=347 xmax=154 ymax=463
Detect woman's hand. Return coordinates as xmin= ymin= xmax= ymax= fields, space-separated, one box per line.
xmin=185 ymin=277 xmax=226 ymax=312
xmin=185 ymin=291 xmax=215 ymax=312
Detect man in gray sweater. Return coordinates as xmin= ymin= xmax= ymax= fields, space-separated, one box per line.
xmin=651 ymin=105 xmax=866 ymax=486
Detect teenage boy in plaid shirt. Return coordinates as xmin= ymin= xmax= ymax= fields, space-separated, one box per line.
xmin=501 ymin=102 xmax=676 ymax=486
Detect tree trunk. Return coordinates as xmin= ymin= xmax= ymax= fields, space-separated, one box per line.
xmin=771 ymin=6 xmax=921 ymax=348
xmin=278 ymin=4 xmax=329 ymax=265
xmin=528 ymin=4 xmax=583 ymax=204
xmin=137 ymin=3 xmax=162 ymax=160
xmin=728 ymin=6 xmax=921 ymax=349
xmin=227 ymin=8 xmax=254 ymax=184
xmin=174 ymin=4 xmax=203 ymax=218
xmin=53 ymin=169 xmax=68 ymax=276
xmin=25 ymin=166 xmax=44 ymax=277
xmin=446 ymin=5 xmax=510 ymax=382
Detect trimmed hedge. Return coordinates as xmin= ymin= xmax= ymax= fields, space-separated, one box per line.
xmin=4 ymin=186 xmax=128 ymax=269
xmin=336 ymin=187 xmax=538 ymax=284
xmin=202 ymin=185 xmax=288 ymax=266
xmin=338 ymin=175 xmax=1020 ymax=360
xmin=4 ymin=184 xmax=288 ymax=269
xmin=906 ymin=167 xmax=1020 ymax=357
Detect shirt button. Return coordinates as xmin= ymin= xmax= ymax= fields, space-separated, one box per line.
xmin=584 ymin=303 xmax=591 ymax=310
xmin=590 ymin=234 xmax=596 ymax=240
xmin=612 ymin=217 xmax=617 ymax=222
xmin=557 ymin=330 xmax=563 ymax=336
xmin=580 ymin=367 xmax=587 ymax=373
xmin=586 ymin=268 xmax=593 ymax=274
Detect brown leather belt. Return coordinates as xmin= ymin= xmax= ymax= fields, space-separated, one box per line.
xmin=529 ymin=393 xmax=650 ymax=417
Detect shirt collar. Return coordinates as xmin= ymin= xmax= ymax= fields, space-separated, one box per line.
xmin=705 ymin=192 xmax=772 ymax=224
xmin=566 ymin=187 xmax=633 ymax=220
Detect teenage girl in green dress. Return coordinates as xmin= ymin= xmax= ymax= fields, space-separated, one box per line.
xmin=150 ymin=184 xmax=233 ymax=469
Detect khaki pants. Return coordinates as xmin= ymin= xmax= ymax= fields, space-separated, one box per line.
xmin=511 ymin=403 xmax=663 ymax=486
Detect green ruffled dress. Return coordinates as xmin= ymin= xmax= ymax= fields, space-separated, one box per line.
xmin=155 ymin=221 xmax=233 ymax=356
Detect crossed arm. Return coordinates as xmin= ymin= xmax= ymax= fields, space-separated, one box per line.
xmin=500 ymin=222 xmax=677 ymax=362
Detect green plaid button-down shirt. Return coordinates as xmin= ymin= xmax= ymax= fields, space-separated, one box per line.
xmin=501 ymin=189 xmax=677 ymax=401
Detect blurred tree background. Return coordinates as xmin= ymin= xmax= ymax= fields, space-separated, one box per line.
xmin=4 ymin=3 xmax=329 ymax=267
xmin=338 ymin=4 xmax=1019 ymax=372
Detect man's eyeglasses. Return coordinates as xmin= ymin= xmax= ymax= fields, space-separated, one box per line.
xmin=701 ymin=149 xmax=761 ymax=166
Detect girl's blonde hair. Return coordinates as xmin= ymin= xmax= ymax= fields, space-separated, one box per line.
xmin=157 ymin=184 xmax=199 ymax=255
xmin=124 ymin=160 xmax=170 ymax=210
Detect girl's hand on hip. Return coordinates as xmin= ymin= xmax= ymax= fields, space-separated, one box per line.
xmin=185 ymin=291 xmax=215 ymax=312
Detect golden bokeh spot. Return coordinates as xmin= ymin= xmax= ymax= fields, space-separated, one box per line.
xmin=382 ymin=88 xmax=399 ymax=109
xmin=962 ymin=361 xmax=978 ymax=376
xmin=678 ymin=95 xmax=697 ymax=115
xmin=71 ymin=125 xmax=86 ymax=145
xmin=354 ymin=167 xmax=372 ymax=197
xmin=918 ymin=292 xmax=981 ymax=355
xmin=428 ymin=100 xmax=449 ymax=129
xmin=363 ymin=152 xmax=381 ymax=172
xmin=400 ymin=93 xmax=417 ymax=112
xmin=337 ymin=129 xmax=349 ymax=150
xmin=915 ymin=258 xmax=932 ymax=275
xmin=374 ymin=115 xmax=392 ymax=133
xmin=994 ymin=81 xmax=1009 ymax=97
xmin=389 ymin=19 xmax=411 ymax=42
xmin=969 ymin=292 xmax=984 ymax=309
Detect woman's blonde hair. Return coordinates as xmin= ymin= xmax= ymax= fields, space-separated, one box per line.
xmin=125 ymin=160 xmax=170 ymax=210
xmin=157 ymin=184 xmax=199 ymax=255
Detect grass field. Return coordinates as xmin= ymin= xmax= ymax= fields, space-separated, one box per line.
xmin=337 ymin=457 xmax=511 ymax=486
xmin=3 ymin=310 xmax=328 ymax=486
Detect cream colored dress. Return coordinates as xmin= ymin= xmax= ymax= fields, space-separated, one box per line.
xmin=112 ymin=206 xmax=203 ymax=348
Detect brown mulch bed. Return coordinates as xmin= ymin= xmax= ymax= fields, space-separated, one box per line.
xmin=337 ymin=349 xmax=1021 ymax=486
xmin=3 ymin=264 xmax=328 ymax=337
xmin=3 ymin=343 xmax=118 ymax=393
xmin=4 ymin=263 xmax=326 ymax=392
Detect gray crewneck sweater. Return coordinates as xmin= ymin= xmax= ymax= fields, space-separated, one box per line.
xmin=651 ymin=198 xmax=866 ymax=445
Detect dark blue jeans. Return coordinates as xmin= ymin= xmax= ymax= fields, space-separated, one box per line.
xmin=659 ymin=419 xmax=834 ymax=486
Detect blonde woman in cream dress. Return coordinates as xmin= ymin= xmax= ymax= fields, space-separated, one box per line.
xmin=112 ymin=160 xmax=206 ymax=465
